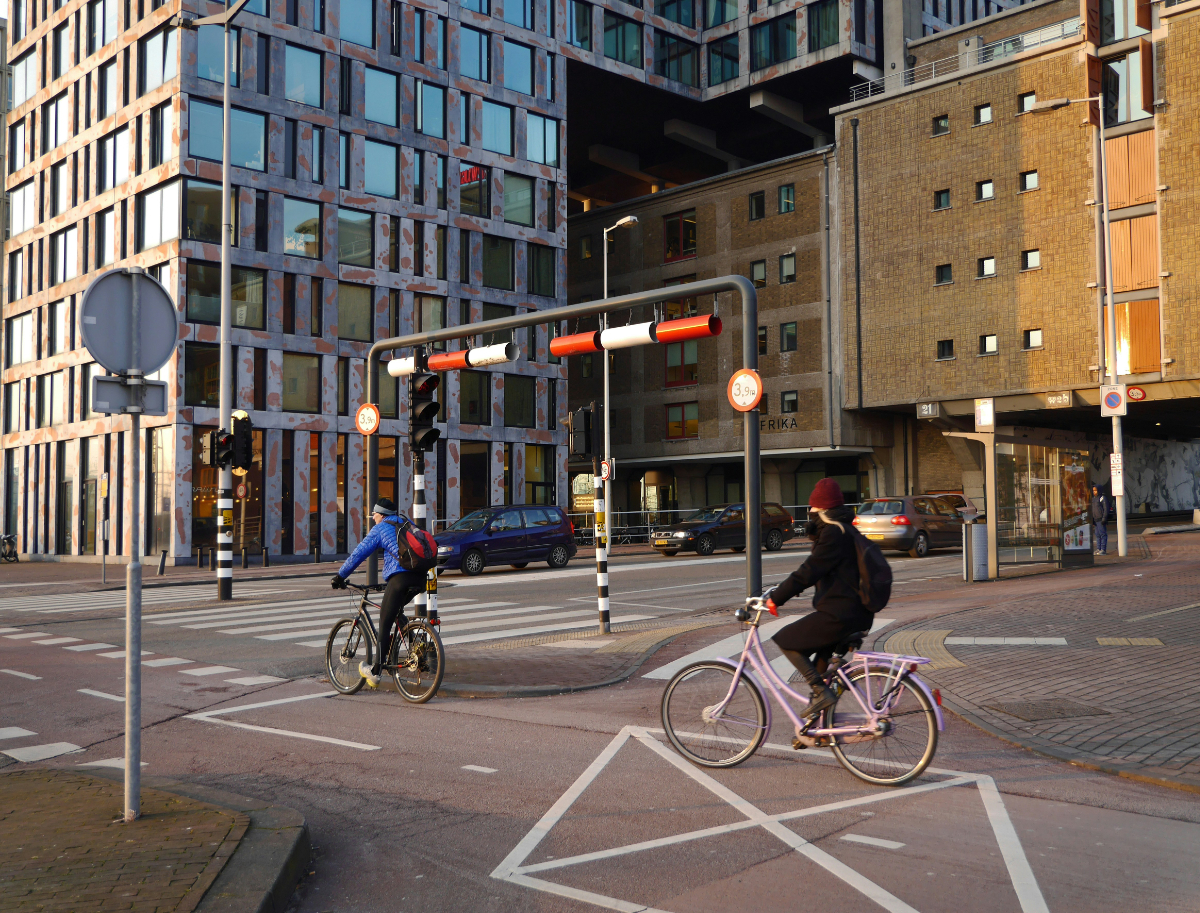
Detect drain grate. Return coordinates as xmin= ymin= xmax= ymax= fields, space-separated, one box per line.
xmin=985 ymin=699 xmax=1111 ymax=722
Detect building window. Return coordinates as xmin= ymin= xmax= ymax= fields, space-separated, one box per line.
xmin=504 ymin=175 xmax=534 ymax=226
xmin=1101 ymin=0 xmax=1150 ymax=44
xmin=529 ymin=245 xmax=555 ymax=297
xmin=365 ymin=140 xmax=399 ymax=198
xmin=140 ymin=27 xmax=179 ymax=95
xmin=281 ymin=353 xmax=321 ymax=413
xmin=780 ymin=321 xmax=797 ymax=351
xmin=976 ymin=180 xmax=994 ymax=201
xmin=190 ymin=101 xmax=265 ymax=171
xmin=504 ymin=40 xmax=535 ymax=94
xmin=366 ymin=68 xmax=400 ymax=126
xmin=527 ymin=115 xmax=559 ymax=166
xmin=139 ymin=180 xmax=181 ymax=250
xmin=187 ymin=262 xmax=266 ymax=328
xmin=758 ymin=326 xmax=767 ymax=355
xmin=933 ymin=188 xmax=950 ymax=210
xmin=581 ymin=354 xmax=593 ymax=378
xmin=974 ymin=103 xmax=992 ymax=125
xmin=149 ymin=102 xmax=176 ymax=168
xmin=603 ymin=13 xmax=643 ymax=68
xmin=1023 ymin=328 xmax=1043 ymax=349
xmin=338 ymin=283 xmax=373 ymax=341
xmin=751 ymin=15 xmax=797 ymax=70
xmin=50 ymin=162 xmax=70 ymax=217
xmin=503 ymin=0 xmax=534 ymax=29
xmin=12 ymin=51 xmax=38 ymax=107
xmin=708 ymin=35 xmax=738 ymax=86
xmin=935 ymin=263 xmax=952 ymax=284
xmin=284 ymin=198 xmax=321 ymax=258
xmin=936 ymin=339 xmax=954 ymax=360
xmin=343 ymin=0 xmax=375 ymax=47
xmin=197 ymin=25 xmax=239 ymax=86
xmin=98 ymin=128 xmax=131 ymax=191
xmin=751 ymin=260 xmax=766 ymax=288
xmin=664 ymin=210 xmax=697 ymax=262
xmin=748 ymin=191 xmax=765 ymax=221
xmin=461 ymin=26 xmax=490 ymax=81
xmin=504 ymin=374 xmax=536 ymax=428
xmin=581 ymin=236 xmax=593 ymax=259
xmin=481 ymin=101 xmax=513 ymax=154
xmin=10 ymin=182 xmax=34 ymax=236
xmin=6 ymin=313 xmax=35 ymax=367
xmin=781 ymin=390 xmax=798 ymax=413
xmin=87 ymin=0 xmax=119 ymax=55
xmin=808 ymin=0 xmax=838 ymax=52
xmin=44 ymin=93 xmax=71 ymax=151
xmin=979 ymin=334 xmax=998 ymax=355
xmin=339 ymin=133 xmax=349 ymax=188
xmin=978 ymin=257 xmax=996 ymax=278
xmin=183 ymin=179 xmax=226 ymax=244
xmin=460 ymin=370 xmax=490 ymax=424
xmin=779 ymin=184 xmax=795 ymax=213
xmin=779 ymin=254 xmax=796 ymax=284
xmin=97 ymin=208 xmax=116 ymax=266
xmin=1020 ymin=170 xmax=1039 ymax=192
xmin=1103 ymin=51 xmax=1153 ymax=126
xmin=655 ymin=35 xmax=699 ymax=86
xmin=338 ymin=208 xmax=373 ymax=266
xmin=932 ymin=114 xmax=949 ymax=135
xmin=568 ymin=0 xmax=592 ymax=50
xmin=482 ymin=235 xmax=515 ymax=289
xmin=666 ymin=402 xmax=699 ymax=439
xmin=460 ymin=163 xmax=490 ymax=216
xmin=98 ymin=60 xmax=119 ymax=120
xmin=707 ymin=0 xmax=737 ymax=28
xmin=285 ymin=44 xmax=322 ymax=107
xmin=1021 ymin=249 xmax=1041 ymax=271
xmin=184 ymin=342 xmax=221 ymax=406
xmin=8 ymin=253 xmax=24 ymax=302
xmin=665 ymin=340 xmax=698 ymax=386
xmin=1017 ymin=91 xmax=1037 ymax=113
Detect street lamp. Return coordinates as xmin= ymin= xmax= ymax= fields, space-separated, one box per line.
xmin=192 ymin=0 xmax=252 ymax=599
xmin=601 ymin=215 xmax=638 ymax=565
xmin=1032 ymin=93 xmax=1127 ymax=557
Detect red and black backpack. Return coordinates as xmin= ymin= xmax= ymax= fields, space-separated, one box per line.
xmin=395 ymin=518 xmax=438 ymax=572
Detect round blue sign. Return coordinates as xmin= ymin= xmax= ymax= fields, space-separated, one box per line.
xmin=1104 ymin=391 xmax=1122 ymax=409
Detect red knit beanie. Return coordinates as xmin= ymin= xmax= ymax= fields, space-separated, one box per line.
xmin=808 ymin=478 xmax=844 ymax=510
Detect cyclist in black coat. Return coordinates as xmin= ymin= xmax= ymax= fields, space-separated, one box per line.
xmin=766 ymin=478 xmax=872 ymax=717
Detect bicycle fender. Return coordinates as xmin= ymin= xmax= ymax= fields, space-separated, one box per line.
xmin=905 ymin=674 xmax=945 ymax=731
xmin=712 ymin=656 xmax=772 ymax=738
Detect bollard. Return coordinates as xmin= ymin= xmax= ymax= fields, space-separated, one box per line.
xmin=313 ymin=548 xmax=320 ymax=564
xmin=157 ymin=550 xmax=167 ymax=576
xmin=199 ymin=547 xmax=207 ymax=570
xmin=262 ymin=549 xmax=270 ymax=568
xmin=241 ymin=547 xmax=248 ymax=569
xmin=211 ymin=547 xmax=217 ymax=571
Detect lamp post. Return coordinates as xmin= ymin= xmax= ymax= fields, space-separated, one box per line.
xmin=192 ymin=0 xmax=252 ymax=598
xmin=601 ymin=215 xmax=638 ymax=564
xmin=1032 ymin=93 xmax=1127 ymax=557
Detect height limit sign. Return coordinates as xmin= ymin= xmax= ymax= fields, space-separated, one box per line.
xmin=1101 ymin=384 xmax=1127 ymax=417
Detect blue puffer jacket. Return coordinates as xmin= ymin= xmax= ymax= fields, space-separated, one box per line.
xmin=338 ymin=515 xmax=412 ymax=581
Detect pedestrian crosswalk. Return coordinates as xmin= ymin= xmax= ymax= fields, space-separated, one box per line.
xmin=0 ymin=583 xmax=302 ymax=616
xmin=143 ymin=594 xmax=656 ymax=650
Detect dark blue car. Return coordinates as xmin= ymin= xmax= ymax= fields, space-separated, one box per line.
xmin=436 ymin=505 xmax=577 ymax=576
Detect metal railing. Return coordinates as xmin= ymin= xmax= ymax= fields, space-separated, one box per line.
xmin=849 ymin=17 xmax=1081 ymax=102
xmin=564 ymin=505 xmax=863 ymax=547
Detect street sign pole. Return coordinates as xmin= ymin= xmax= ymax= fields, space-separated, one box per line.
xmin=591 ymin=403 xmax=609 ymax=634
xmin=216 ymin=16 xmax=235 ymax=600
xmin=124 ymin=271 xmax=143 ymax=823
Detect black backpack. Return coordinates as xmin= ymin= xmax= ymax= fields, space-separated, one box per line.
xmin=395 ymin=518 xmax=438 ymax=573
xmin=849 ymin=528 xmax=893 ymax=613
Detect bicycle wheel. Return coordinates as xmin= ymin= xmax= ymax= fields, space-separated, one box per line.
xmin=828 ymin=668 xmax=938 ymax=786
xmin=391 ymin=619 xmax=445 ymax=704
xmin=661 ymin=662 xmax=767 ymax=768
xmin=326 ymin=617 xmax=371 ymax=695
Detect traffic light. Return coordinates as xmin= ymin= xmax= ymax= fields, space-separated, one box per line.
xmin=215 ymin=428 xmax=235 ymax=467
xmin=199 ymin=430 xmax=218 ymax=466
xmin=231 ymin=411 xmax=253 ymax=474
xmin=410 ymin=372 xmax=441 ymax=452
xmin=569 ymin=403 xmax=599 ymax=458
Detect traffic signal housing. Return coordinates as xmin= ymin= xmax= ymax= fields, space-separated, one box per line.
xmin=231 ymin=412 xmax=253 ymax=474
xmin=215 ymin=428 xmax=235 ymax=467
xmin=199 ymin=429 xmax=219 ymax=466
xmin=568 ymin=404 xmax=599 ymax=458
xmin=410 ymin=372 xmax=441 ymax=452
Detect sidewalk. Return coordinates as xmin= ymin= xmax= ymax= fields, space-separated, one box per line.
xmin=0 ymin=768 xmax=308 ymax=913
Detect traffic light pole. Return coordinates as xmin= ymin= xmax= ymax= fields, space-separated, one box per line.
xmin=590 ymin=405 xmax=609 ymax=634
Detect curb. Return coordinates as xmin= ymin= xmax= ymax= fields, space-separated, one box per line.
xmin=88 ymin=769 xmax=311 ymax=913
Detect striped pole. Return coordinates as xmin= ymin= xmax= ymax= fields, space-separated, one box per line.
xmin=594 ymin=462 xmax=610 ymax=634
xmin=412 ymin=451 xmax=430 ymax=620
xmin=217 ymin=480 xmax=233 ymax=600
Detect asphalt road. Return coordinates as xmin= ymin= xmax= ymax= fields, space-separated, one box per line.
xmin=3 ymin=546 xmax=1200 ymax=912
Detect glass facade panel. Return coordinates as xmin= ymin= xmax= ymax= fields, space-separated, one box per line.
xmin=365 ymin=67 xmax=399 ymax=125
xmin=189 ymin=101 xmax=267 ymax=171
xmin=342 ymin=0 xmax=375 ymax=47
xmin=197 ymin=24 xmax=239 ymax=85
xmin=339 ymin=283 xmax=373 ymax=341
xmin=285 ymin=44 xmax=322 ymax=107
xmin=184 ymin=342 xmax=221 ymax=406
xmin=282 ymin=353 xmax=322 ymax=412
xmin=504 ymin=174 xmax=534 ymax=225
xmin=186 ymin=262 xmax=266 ymax=328
xmin=365 ymin=140 xmax=398 ymax=197
xmin=284 ymin=198 xmax=321 ymax=258
xmin=338 ymin=208 xmax=373 ymax=266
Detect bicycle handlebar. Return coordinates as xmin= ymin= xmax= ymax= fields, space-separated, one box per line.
xmin=344 ymin=581 xmax=387 ymax=594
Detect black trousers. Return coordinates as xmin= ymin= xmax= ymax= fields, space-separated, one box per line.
xmin=376 ymin=570 xmax=425 ymax=669
xmin=773 ymin=610 xmax=870 ymax=661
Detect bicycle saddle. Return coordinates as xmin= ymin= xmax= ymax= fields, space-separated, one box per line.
xmin=832 ymin=631 xmax=869 ymax=656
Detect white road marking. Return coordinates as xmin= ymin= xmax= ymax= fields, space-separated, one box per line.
xmin=97 ymin=650 xmax=154 ymax=658
xmin=32 ymin=637 xmax=81 ymax=645
xmin=142 ymin=657 xmax=193 ymax=667
xmin=64 ymin=642 xmax=116 ymax=651
xmin=79 ymin=688 xmax=124 ymax=702
xmin=259 ymin=605 xmax=588 ymax=642
xmin=977 ymin=775 xmax=1051 ymax=913
xmin=2 ymin=742 xmax=82 ymax=762
xmin=0 ymin=669 xmax=41 ymax=680
xmin=841 ymin=834 xmax=906 ymax=850
xmin=462 ymin=765 xmax=498 ymax=774
xmin=440 ymin=614 xmax=654 ymax=645
xmin=187 ymin=691 xmax=379 ymax=750
xmin=0 ymin=727 xmax=36 ymax=739
xmin=4 ymin=631 xmax=49 ymax=639
xmin=226 ymin=675 xmax=286 ymax=686
xmin=1128 ymin=601 xmax=1200 ymax=622
xmin=181 ymin=665 xmax=241 ymax=676
xmin=0 ymin=626 xmax=20 ymax=632
xmin=944 ymin=637 xmax=1067 ymax=646
xmin=78 ymin=758 xmax=148 ymax=769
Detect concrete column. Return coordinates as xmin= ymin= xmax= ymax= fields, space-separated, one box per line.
xmin=293 ymin=430 xmax=311 ymax=554
xmin=237 ymin=346 xmax=255 ymax=411
xmin=264 ymin=428 xmax=284 ymax=555
xmin=173 ymin=423 xmax=192 ymax=559
xmin=320 ymin=431 xmax=337 ymax=555
xmin=347 ymin=431 xmax=365 ymax=551
xmin=491 ymin=442 xmax=506 ymax=506
xmin=445 ymin=439 xmax=461 ymax=520
xmin=512 ymin=441 xmax=525 ymax=506
xmin=266 ymin=349 xmax=284 ymax=411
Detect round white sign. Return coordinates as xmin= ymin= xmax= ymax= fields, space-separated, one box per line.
xmin=356 ymin=403 xmax=381 ymax=436
xmin=727 ymin=369 xmax=763 ymax=413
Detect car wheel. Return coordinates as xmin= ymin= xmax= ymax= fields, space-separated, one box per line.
xmin=510 ymin=562 xmax=529 ymax=569
xmin=696 ymin=534 xmax=716 ymax=556
xmin=731 ymin=546 xmax=745 ymax=553
xmin=461 ymin=549 xmax=486 ymax=576
xmin=659 ymin=550 xmax=680 ymax=557
xmin=908 ymin=532 xmax=930 ymax=559
xmin=765 ymin=529 xmax=784 ymax=552
xmin=547 ymin=545 xmax=570 ymax=568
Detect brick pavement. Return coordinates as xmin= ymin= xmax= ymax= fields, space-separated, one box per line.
xmin=879 ymin=531 xmax=1200 ymax=791
xmin=0 ymin=770 xmax=246 ymax=913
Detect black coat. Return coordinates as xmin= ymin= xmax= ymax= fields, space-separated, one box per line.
xmin=1090 ymin=494 xmax=1109 ymax=522
xmin=771 ymin=506 xmax=872 ymax=627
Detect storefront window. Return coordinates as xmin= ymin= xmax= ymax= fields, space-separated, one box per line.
xmin=997 ymin=444 xmax=1091 ymax=564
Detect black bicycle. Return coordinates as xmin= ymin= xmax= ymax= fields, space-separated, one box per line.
xmin=325 ymin=581 xmax=445 ymax=703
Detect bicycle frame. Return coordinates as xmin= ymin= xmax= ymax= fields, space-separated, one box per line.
xmin=711 ymin=614 xmax=944 ymax=739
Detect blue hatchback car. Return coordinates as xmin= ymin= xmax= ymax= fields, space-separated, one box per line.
xmin=436 ymin=505 xmax=577 ymax=576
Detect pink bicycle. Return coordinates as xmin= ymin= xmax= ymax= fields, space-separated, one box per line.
xmin=661 ymin=594 xmax=944 ymax=786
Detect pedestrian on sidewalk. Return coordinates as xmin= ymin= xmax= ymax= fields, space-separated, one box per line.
xmin=1091 ymin=484 xmax=1110 ymax=555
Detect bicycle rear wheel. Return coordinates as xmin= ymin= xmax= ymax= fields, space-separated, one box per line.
xmin=661 ymin=662 xmax=767 ymax=768
xmin=828 ymin=668 xmax=938 ymax=786
xmin=391 ymin=619 xmax=445 ymax=704
xmin=326 ymin=617 xmax=371 ymax=695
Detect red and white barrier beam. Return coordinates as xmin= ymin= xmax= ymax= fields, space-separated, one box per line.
xmin=655 ymin=315 xmax=722 ymax=343
xmin=388 ymin=342 xmax=520 ymax=376
xmin=549 ymin=330 xmax=602 ymax=358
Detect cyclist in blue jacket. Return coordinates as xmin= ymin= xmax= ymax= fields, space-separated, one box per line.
xmin=331 ymin=497 xmax=425 ymax=688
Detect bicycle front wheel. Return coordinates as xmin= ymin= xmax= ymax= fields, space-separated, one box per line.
xmin=326 ymin=617 xmax=371 ymax=695
xmin=391 ymin=619 xmax=445 ymax=704
xmin=661 ymin=662 xmax=767 ymax=768
xmin=828 ymin=668 xmax=938 ymax=786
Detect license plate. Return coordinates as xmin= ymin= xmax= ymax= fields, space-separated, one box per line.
xmin=655 ymin=539 xmax=671 ymax=546
xmin=866 ymin=534 xmax=885 ymax=541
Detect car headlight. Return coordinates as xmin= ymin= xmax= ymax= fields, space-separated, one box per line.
xmin=437 ymin=546 xmax=453 ymax=554
xmin=674 ymin=531 xmax=688 ymax=538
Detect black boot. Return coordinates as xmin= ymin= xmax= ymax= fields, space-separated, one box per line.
xmin=781 ymin=650 xmax=837 ymax=718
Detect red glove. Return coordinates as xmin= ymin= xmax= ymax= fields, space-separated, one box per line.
xmin=765 ymin=598 xmax=778 ymax=616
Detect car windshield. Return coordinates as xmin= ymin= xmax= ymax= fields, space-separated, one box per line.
xmin=446 ymin=510 xmax=490 ymax=532
xmin=857 ymin=500 xmax=904 ymax=516
xmin=684 ymin=506 xmax=728 ymax=522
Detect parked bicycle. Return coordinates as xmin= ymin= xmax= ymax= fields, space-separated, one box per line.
xmin=660 ymin=593 xmax=943 ymax=786
xmin=0 ymin=534 xmax=17 ymax=562
xmin=325 ymin=581 xmax=445 ymax=703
